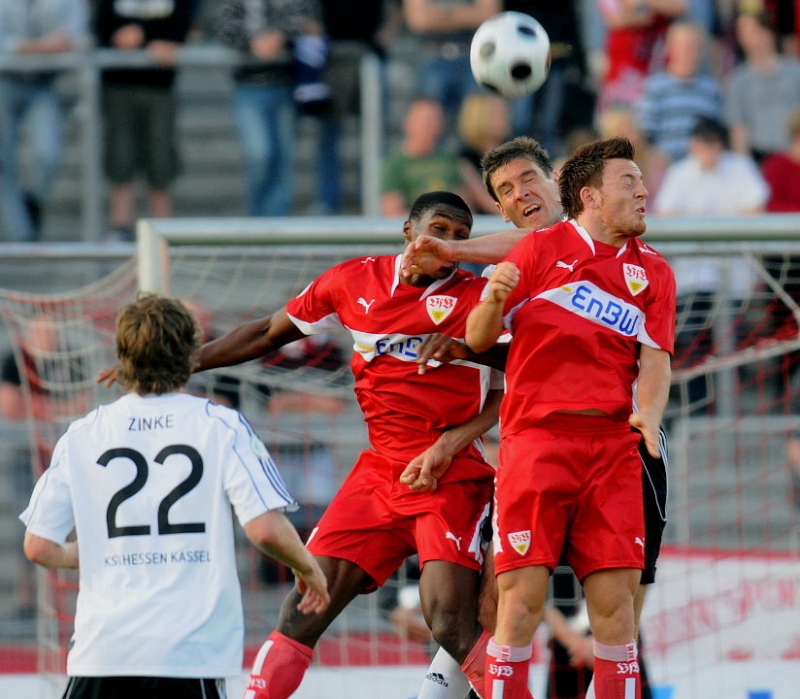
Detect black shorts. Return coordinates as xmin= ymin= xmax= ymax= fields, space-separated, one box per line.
xmin=637 ymin=427 xmax=668 ymax=585
xmin=62 ymin=676 xmax=226 ymax=699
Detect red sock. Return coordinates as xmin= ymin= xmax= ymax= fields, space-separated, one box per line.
xmin=244 ymin=631 xmax=313 ymax=699
xmin=460 ymin=629 xmax=491 ymax=698
xmin=592 ymin=641 xmax=640 ymax=699
xmin=484 ymin=637 xmax=532 ymax=699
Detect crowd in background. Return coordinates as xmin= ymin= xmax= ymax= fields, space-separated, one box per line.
xmin=2 ymin=0 xmax=800 ymax=243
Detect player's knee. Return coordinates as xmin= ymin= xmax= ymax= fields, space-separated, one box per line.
xmin=428 ymin=611 xmax=480 ymax=663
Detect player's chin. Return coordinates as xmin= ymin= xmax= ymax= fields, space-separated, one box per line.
xmin=629 ymin=216 xmax=647 ymax=236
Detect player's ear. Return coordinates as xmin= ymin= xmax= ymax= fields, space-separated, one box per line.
xmin=402 ymin=219 xmax=413 ymax=243
xmin=581 ymin=186 xmax=598 ymax=209
xmin=495 ymin=201 xmax=511 ymax=223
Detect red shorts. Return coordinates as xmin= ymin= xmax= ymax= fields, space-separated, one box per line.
xmin=307 ymin=449 xmax=493 ymax=591
xmin=493 ymin=414 xmax=644 ymax=582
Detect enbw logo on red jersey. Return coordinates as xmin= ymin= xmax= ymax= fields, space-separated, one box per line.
xmin=426 ymin=295 xmax=458 ymax=325
xmin=623 ymin=264 xmax=649 ymax=296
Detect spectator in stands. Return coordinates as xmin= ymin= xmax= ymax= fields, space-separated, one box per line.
xmin=94 ymin=0 xmax=197 ymax=242
xmin=0 ymin=313 xmax=90 ymax=620
xmin=762 ymin=106 xmax=800 ymax=211
xmin=597 ymin=100 xmax=662 ymax=191
xmin=504 ymin=0 xmax=594 ymax=159
xmin=786 ymin=433 xmax=800 ymax=514
xmin=456 ymin=93 xmax=511 ymax=215
xmin=377 ymin=555 xmax=433 ymax=648
xmin=211 ymin=0 xmax=324 ymax=218
xmin=635 ymin=20 xmax=723 ymax=171
xmin=541 ymin=564 xmax=655 ymax=699
xmin=402 ymin=0 xmax=500 ymax=128
xmin=256 ymin=333 xmax=347 ymax=585
xmin=724 ymin=9 xmax=800 ymax=163
xmin=596 ymin=0 xmax=688 ymax=114
xmin=314 ymin=0 xmax=402 ymax=214
xmin=655 ymin=115 xmax=769 ymax=217
xmin=760 ymin=107 xmax=800 ymax=406
xmin=380 ymin=97 xmax=467 ymax=216
xmin=0 ymin=0 xmax=88 ymax=242
xmin=654 ymin=116 xmax=769 ymax=411
xmin=0 ymin=344 xmax=37 ymax=620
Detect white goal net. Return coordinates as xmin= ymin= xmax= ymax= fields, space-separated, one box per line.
xmin=1 ymin=215 xmax=799 ymax=699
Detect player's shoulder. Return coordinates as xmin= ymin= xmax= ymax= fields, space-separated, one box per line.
xmin=629 ymin=238 xmax=676 ymax=283
xmin=536 ymin=219 xmax=573 ymax=241
xmin=320 ymin=253 xmax=392 ymax=282
xmin=445 ymin=267 xmax=490 ymax=296
xmin=630 ymin=237 xmax=668 ymax=262
xmin=62 ymin=405 xmax=103 ymax=437
xmin=511 ymin=220 xmax=568 ymax=251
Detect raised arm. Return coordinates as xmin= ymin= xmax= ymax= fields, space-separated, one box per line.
xmin=197 ymin=307 xmax=306 ymax=372
xmin=466 ymin=262 xmax=519 ymax=353
xmin=400 ymin=229 xmax=526 ymax=277
xmin=629 ymin=345 xmax=672 ymax=457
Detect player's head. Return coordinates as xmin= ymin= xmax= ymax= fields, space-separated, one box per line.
xmin=480 ymin=136 xmax=562 ymax=230
xmin=403 ymin=191 xmax=473 ymax=282
xmin=116 ymin=292 xmax=201 ymax=395
xmin=559 ymin=136 xmax=648 ymax=238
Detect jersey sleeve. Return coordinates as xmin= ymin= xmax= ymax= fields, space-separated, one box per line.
xmin=285 ymin=266 xmax=344 ymax=335
xmin=215 ymin=405 xmax=299 ymax=527
xmin=501 ymin=233 xmax=537 ymax=329
xmin=19 ymin=436 xmax=75 ymax=544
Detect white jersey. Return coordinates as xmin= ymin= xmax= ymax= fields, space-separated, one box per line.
xmin=20 ymin=392 xmax=297 ymax=679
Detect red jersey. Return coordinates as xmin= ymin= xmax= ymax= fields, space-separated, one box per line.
xmin=601 ymin=1 xmax=670 ymax=84
xmin=286 ymin=254 xmax=494 ymax=464
xmin=499 ymin=220 xmax=676 ymax=434
xmin=762 ymin=153 xmax=800 ymax=212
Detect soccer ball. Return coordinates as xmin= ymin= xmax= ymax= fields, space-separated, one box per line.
xmin=469 ymin=12 xmax=551 ymax=99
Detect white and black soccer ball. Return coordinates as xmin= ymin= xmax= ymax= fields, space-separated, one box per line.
xmin=470 ymin=12 xmax=551 ymax=99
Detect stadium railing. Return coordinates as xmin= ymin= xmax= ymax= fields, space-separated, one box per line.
xmin=0 ymin=46 xmax=385 ymax=241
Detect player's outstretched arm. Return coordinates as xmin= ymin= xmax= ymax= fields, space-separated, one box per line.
xmin=629 ymin=345 xmax=671 ymax=458
xmin=243 ymin=510 xmax=330 ymax=614
xmin=466 ymin=262 xmax=519 ymax=353
xmin=415 ymin=333 xmax=510 ymax=374
xmin=400 ymin=387 xmax=502 ymax=492
xmin=197 ymin=308 xmax=307 ymax=372
xmin=400 ymin=230 xmax=526 ymax=277
xmin=97 ymin=308 xmax=307 ymax=387
xmin=23 ymin=532 xmax=78 ymax=569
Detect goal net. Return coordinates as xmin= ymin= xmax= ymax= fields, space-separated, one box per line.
xmin=0 ymin=216 xmax=799 ymax=699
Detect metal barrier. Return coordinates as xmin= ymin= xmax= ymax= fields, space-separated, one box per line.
xmin=0 ymin=45 xmax=385 ymax=240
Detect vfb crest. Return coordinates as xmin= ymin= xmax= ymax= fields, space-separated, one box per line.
xmin=426 ymin=295 xmax=457 ymax=325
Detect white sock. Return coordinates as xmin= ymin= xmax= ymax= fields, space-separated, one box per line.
xmin=417 ymin=646 xmax=472 ymax=699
